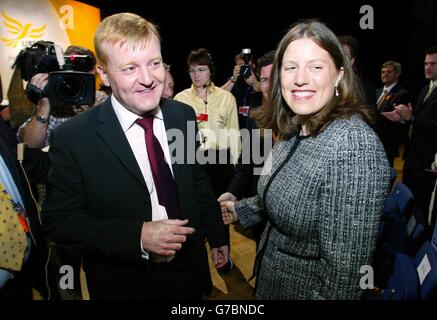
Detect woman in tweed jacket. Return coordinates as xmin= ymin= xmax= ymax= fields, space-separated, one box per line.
xmin=220 ymin=20 xmax=390 ymax=299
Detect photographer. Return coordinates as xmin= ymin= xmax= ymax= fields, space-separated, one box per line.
xmin=16 ymin=45 xmax=107 ymax=300
xmin=221 ymin=50 xmax=262 ymax=129
xmin=18 ymin=45 xmax=107 ymax=149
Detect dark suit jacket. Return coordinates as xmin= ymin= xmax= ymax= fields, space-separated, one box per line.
xmin=42 ymin=98 xmax=227 ymax=299
xmin=374 ymin=84 xmax=411 ymax=163
xmin=405 ymin=84 xmax=437 ymax=171
xmin=227 ymin=110 xmax=268 ymax=199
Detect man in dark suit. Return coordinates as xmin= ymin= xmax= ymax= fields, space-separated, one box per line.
xmin=385 ymin=47 xmax=437 ymax=218
xmin=375 ymin=61 xmax=410 ymax=166
xmin=42 ymin=12 xmax=229 ymax=300
xmin=0 ymin=120 xmax=49 ymax=299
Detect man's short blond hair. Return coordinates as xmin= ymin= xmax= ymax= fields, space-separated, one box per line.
xmin=94 ymin=12 xmax=160 ymax=66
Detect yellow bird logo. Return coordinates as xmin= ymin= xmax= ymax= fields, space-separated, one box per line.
xmin=1 ymin=11 xmax=47 ymax=48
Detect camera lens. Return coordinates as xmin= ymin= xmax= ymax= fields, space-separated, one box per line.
xmin=240 ymin=65 xmax=251 ymax=79
xmin=56 ymin=75 xmax=85 ymax=103
xmin=47 ymin=71 xmax=95 ymax=107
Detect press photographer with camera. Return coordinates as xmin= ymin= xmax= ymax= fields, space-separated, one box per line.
xmin=18 ymin=44 xmax=107 ymax=149
xmin=16 ymin=44 xmax=107 ymax=299
xmin=221 ymin=49 xmax=262 ymax=129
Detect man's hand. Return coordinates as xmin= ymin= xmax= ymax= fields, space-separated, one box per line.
xmin=211 ymin=245 xmax=230 ymax=269
xmin=232 ymin=65 xmax=241 ymax=80
xmin=30 ymin=73 xmax=49 ymax=90
xmin=220 ymin=200 xmax=238 ymax=225
xmin=382 ymin=110 xmax=402 ymax=122
xmin=30 ymin=73 xmax=51 ymax=112
xmin=382 ymin=103 xmax=413 ymax=123
xmin=140 ymin=219 xmax=194 ymax=256
xmin=244 ymin=71 xmax=260 ymax=92
xmin=394 ymin=103 xmax=413 ymax=121
xmin=217 ymin=192 xmax=237 ymax=203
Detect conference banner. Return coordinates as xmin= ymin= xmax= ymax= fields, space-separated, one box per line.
xmin=0 ymin=0 xmax=100 ymax=104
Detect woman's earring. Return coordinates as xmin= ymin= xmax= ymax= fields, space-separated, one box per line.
xmin=335 ymin=86 xmax=339 ymax=97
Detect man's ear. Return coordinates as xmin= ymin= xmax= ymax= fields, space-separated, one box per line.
xmin=97 ymin=65 xmax=110 ymax=87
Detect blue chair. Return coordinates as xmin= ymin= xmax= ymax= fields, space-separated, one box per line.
xmin=376 ymin=181 xmax=408 ymax=242
xmin=383 ymin=182 xmax=415 ymax=220
xmin=414 ymin=241 xmax=437 ymax=299
xmin=374 ymin=206 xmax=427 ymax=284
xmin=382 ymin=252 xmax=420 ymax=300
xmin=405 ymin=206 xmax=428 ymax=255
xmin=382 ymin=240 xmax=437 ymax=300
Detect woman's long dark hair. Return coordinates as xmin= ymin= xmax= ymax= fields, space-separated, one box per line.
xmin=253 ymin=20 xmax=374 ymax=141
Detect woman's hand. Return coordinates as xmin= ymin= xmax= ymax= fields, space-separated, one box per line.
xmin=220 ymin=200 xmax=238 ymax=225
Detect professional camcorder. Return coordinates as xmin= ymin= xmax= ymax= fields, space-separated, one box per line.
xmin=239 ymin=48 xmax=252 ymax=79
xmin=14 ymin=41 xmax=95 ymax=107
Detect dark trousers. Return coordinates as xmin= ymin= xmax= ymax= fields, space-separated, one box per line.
xmin=203 ymin=149 xmax=235 ymax=248
xmin=48 ymin=243 xmax=83 ymax=300
xmin=86 ymin=252 xmax=201 ymax=300
xmin=0 ymin=260 xmax=33 ymax=300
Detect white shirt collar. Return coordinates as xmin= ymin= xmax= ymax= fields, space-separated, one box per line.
xmin=110 ymin=95 xmax=163 ymax=132
xmin=384 ymin=82 xmax=397 ymax=92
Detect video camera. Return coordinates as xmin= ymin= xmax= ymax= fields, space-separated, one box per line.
xmin=14 ymin=41 xmax=95 ymax=107
xmin=239 ymin=48 xmax=252 ymax=79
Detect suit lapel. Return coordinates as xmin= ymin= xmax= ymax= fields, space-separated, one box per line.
xmin=96 ymin=100 xmax=147 ymax=190
xmin=415 ymin=85 xmax=436 ymax=115
xmin=160 ymin=99 xmax=181 ymax=183
xmin=383 ymin=84 xmax=402 ymax=111
xmin=389 ymin=84 xmax=401 ymax=95
xmin=424 ymin=85 xmax=437 ymax=103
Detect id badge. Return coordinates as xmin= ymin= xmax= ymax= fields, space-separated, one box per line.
xmin=239 ymin=106 xmax=250 ymax=116
xmin=197 ymin=113 xmax=208 ymax=122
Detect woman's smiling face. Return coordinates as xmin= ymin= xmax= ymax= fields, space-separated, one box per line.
xmin=280 ymin=38 xmax=343 ymax=116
